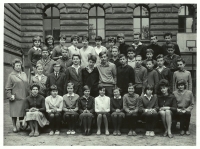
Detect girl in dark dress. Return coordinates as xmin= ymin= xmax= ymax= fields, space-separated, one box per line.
xmin=157 ymin=79 xmax=177 ymax=138
xmin=78 ymin=85 xmax=95 ymax=135
xmin=110 ymin=87 xmax=124 ymax=136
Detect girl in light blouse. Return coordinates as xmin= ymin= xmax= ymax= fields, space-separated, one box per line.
xmin=95 ymin=85 xmax=110 ymax=135
xmin=45 ymin=85 xmax=63 ymax=136
xmin=63 ymin=83 xmax=79 ymax=135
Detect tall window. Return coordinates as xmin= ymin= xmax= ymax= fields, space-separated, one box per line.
xmin=178 ymin=5 xmax=194 ymax=33
xmin=133 ymin=6 xmax=149 ymax=39
xmin=89 ymin=6 xmax=105 ymax=40
xmin=43 ymin=6 xmax=60 ymax=42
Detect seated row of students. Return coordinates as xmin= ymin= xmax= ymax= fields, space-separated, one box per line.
xmin=25 ymin=79 xmax=194 ymax=139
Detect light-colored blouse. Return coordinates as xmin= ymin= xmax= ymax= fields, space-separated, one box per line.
xmin=45 ymin=95 xmax=63 ymax=113
xmin=95 ymin=95 xmax=110 ymax=112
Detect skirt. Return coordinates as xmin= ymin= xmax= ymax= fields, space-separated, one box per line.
xmin=25 ymin=111 xmax=49 ymax=127
xmin=63 ymin=111 xmax=79 ymax=121
xmin=9 ymin=99 xmax=26 ymax=117
xmin=79 ymin=113 xmax=94 ymax=126
xmin=111 ymin=112 xmax=125 ymax=118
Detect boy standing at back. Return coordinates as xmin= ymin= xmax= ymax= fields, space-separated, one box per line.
xmin=117 ymin=33 xmax=130 ymax=57
xmin=127 ymin=47 xmax=136 ymax=69
xmin=134 ymin=55 xmax=147 ymax=96
xmin=68 ymin=34 xmax=80 ymax=58
xmin=109 ymin=46 xmax=121 ymax=68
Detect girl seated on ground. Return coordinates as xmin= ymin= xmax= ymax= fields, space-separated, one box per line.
xmin=63 ymin=83 xmax=79 ymax=135
xmin=78 ymin=85 xmax=95 ymax=136
xmin=110 ymin=87 xmax=124 ymax=136
xmin=24 ymin=83 xmax=48 ymax=137
xmin=157 ymin=79 xmax=177 ymax=138
xmin=45 ymin=85 xmax=63 ymax=136
xmin=173 ymin=79 xmax=194 ymax=136
xmin=139 ymin=84 xmax=159 ymax=137
xmin=95 ymin=84 xmax=110 ymax=135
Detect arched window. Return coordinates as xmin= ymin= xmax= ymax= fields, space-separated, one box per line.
xmin=133 ymin=5 xmax=150 ymax=39
xmin=178 ymin=5 xmax=195 ymax=33
xmin=88 ymin=6 xmax=105 ymax=40
xmin=43 ymin=6 xmax=60 ymax=43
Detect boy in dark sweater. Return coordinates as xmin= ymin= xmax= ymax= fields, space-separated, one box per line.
xmin=109 ymin=46 xmax=121 ymax=68
xmin=117 ymin=54 xmax=135 ymax=96
xmin=156 ymin=54 xmax=173 ymax=90
xmin=117 ymin=33 xmax=130 ymax=57
xmin=142 ymin=49 xmax=157 ymax=69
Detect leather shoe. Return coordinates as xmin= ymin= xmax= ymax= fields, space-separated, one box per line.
xmin=185 ymin=131 xmax=190 ymax=135
xmin=168 ymin=133 xmax=174 ymax=138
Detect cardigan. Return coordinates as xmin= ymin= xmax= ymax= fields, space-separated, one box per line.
xmin=110 ymin=97 xmax=124 ymax=113
xmin=139 ymin=95 xmax=159 ymax=113
xmin=28 ymin=47 xmax=42 ymax=71
xmin=95 ymin=95 xmax=110 ymax=112
xmin=123 ymin=93 xmax=140 ymax=112
xmin=37 ymin=58 xmax=55 ymax=76
xmin=63 ymin=93 xmax=79 ymax=112
xmin=157 ymin=94 xmax=177 ymax=112
xmin=25 ymin=94 xmax=45 ymax=112
xmin=173 ymin=90 xmax=194 ymax=112
xmin=78 ymin=96 xmax=95 ymax=113
xmin=45 ymin=95 xmax=63 ymax=113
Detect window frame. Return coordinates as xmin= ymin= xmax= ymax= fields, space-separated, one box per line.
xmin=88 ymin=5 xmax=105 ymax=41
xmin=133 ymin=5 xmax=150 ymax=40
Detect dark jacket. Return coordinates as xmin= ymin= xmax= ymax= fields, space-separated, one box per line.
xmin=110 ymin=97 xmax=124 ymax=113
xmin=162 ymin=43 xmax=181 ymax=56
xmin=78 ymin=96 xmax=95 ymax=114
xmin=119 ymin=42 xmax=130 ymax=57
xmin=131 ymin=44 xmax=147 ymax=60
xmin=25 ymin=94 xmax=45 ymax=112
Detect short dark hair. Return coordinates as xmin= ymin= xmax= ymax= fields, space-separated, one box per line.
xmin=127 ymin=47 xmax=136 ymax=53
xmin=99 ymin=51 xmax=108 ymax=58
xmin=112 ymin=87 xmax=121 ymax=94
xmin=67 ymin=82 xmax=74 ymax=89
xmin=82 ymin=35 xmax=89 ymax=42
xmin=108 ymin=37 xmax=116 ymax=44
xmin=32 ymin=36 xmax=41 ymax=42
xmin=164 ymin=32 xmax=173 ymax=38
xmin=146 ymin=59 xmax=154 ymax=65
xmin=176 ymin=79 xmax=187 ymax=89
xmin=133 ymin=32 xmax=141 ymax=38
xmin=146 ymin=49 xmax=154 ymax=54
xmin=45 ymin=35 xmax=54 ymax=46
xmin=144 ymin=84 xmax=154 ymax=94
xmin=41 ymin=46 xmax=49 ymax=53
xmin=95 ymin=36 xmax=102 ymax=41
xmin=128 ymin=83 xmax=135 ymax=89
xmin=177 ymin=58 xmax=186 ymax=64
xmin=88 ymin=55 xmax=97 ymax=62
xmin=36 ymin=63 xmax=43 ymax=69
xmin=119 ymin=54 xmax=126 ymax=59
xmin=72 ymin=54 xmax=81 ymax=60
xmin=50 ymin=85 xmax=58 ymax=92
xmin=71 ymin=34 xmax=79 ymax=42
xmin=166 ymin=44 xmax=175 ymax=50
xmin=59 ymin=34 xmax=67 ymax=41
xmin=98 ymin=84 xmax=105 ymax=91
xmin=30 ymin=83 xmax=40 ymax=90
xmin=156 ymin=54 xmax=164 ymax=60
xmin=117 ymin=33 xmax=125 ymax=39
xmin=83 ymin=85 xmax=90 ymax=92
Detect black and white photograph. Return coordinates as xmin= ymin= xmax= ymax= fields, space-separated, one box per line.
xmin=2 ymin=1 xmax=197 ymax=146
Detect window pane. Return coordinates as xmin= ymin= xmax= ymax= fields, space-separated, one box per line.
xmin=89 ymin=7 xmax=96 ymax=16
xmin=53 ymin=19 xmax=60 ymax=29
xmin=97 ymin=7 xmax=104 ymax=16
xmin=133 ymin=18 xmax=141 ymax=33
xmin=186 ymin=6 xmax=189 ymax=15
xmin=97 ymin=19 xmax=104 ymax=30
xmin=142 ymin=18 xmax=149 ymax=39
xmin=97 ymin=29 xmax=105 ymax=39
xmin=89 ymin=29 xmax=96 ymax=40
xmin=44 ymin=19 xmax=51 ymax=30
xmin=142 ymin=6 xmax=149 ymax=16
xmin=178 ymin=17 xmax=185 ymax=32
xmin=188 ymin=6 xmax=194 ymax=16
xmin=186 ymin=18 xmax=193 ymax=32
xmin=178 ymin=6 xmax=185 ymax=15
xmin=44 ymin=7 xmax=51 ymax=17
xmin=134 ymin=6 xmax=140 ymax=16
xmin=89 ymin=19 xmax=96 ymax=29
xmin=53 ymin=7 xmax=59 ymax=17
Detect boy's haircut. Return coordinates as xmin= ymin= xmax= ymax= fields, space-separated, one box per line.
xmin=45 ymin=35 xmax=54 ymax=46
xmin=166 ymin=44 xmax=175 ymax=50
xmin=108 ymin=37 xmax=116 ymax=43
xmin=67 ymin=82 xmax=74 ymax=89
xmin=128 ymin=83 xmax=136 ymax=90
xmin=30 ymin=83 xmax=40 ymax=90
xmin=156 ymin=54 xmax=164 ymax=60
xmin=82 ymin=35 xmax=89 ymax=42
xmin=135 ymin=55 xmax=142 ymax=59
xmin=176 ymin=79 xmax=187 ymax=89
xmin=95 ymin=36 xmax=102 ymax=41
xmin=71 ymin=34 xmax=79 ymax=42
xmin=146 ymin=59 xmax=154 ymax=65
xmin=59 ymin=34 xmax=67 ymax=41
xmin=112 ymin=87 xmax=121 ymax=94
xmin=144 ymin=84 xmax=154 ymax=94
xmin=177 ymin=58 xmax=186 ymax=64
xmin=133 ymin=32 xmax=141 ymax=38
xmin=41 ymin=46 xmax=49 ymax=52
xmin=119 ymin=54 xmax=126 ymax=59
xmin=98 ymin=84 xmax=105 ymax=91
xmin=99 ymin=51 xmax=108 ymax=57
xmin=88 ymin=54 xmax=97 ymax=62
xmin=146 ymin=49 xmax=154 ymax=54
xmin=83 ymin=85 xmax=90 ymax=92
xmin=36 ymin=63 xmax=43 ymax=69
xmin=127 ymin=47 xmax=136 ymax=53
xmin=164 ymin=32 xmax=173 ymax=38
xmin=111 ymin=46 xmax=119 ymax=52
xmin=117 ymin=33 xmax=125 ymax=39
xmin=150 ymin=35 xmax=157 ymax=39
xmin=72 ymin=54 xmax=81 ymax=60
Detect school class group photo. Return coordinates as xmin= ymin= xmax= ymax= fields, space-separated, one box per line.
xmin=5 ymin=31 xmax=194 ymax=139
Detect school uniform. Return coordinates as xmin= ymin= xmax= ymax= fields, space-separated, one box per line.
xmin=31 ymin=74 xmax=47 ymax=97
xmin=173 ymin=90 xmax=194 ymax=131
xmin=118 ymin=42 xmax=130 ymax=57
xmin=163 ymin=54 xmax=181 ymax=72
xmin=147 ymin=68 xmax=159 ymax=94
xmin=66 ymin=65 xmax=83 ymax=96
xmin=82 ymin=66 xmax=99 ymax=97
xmin=57 ymin=57 xmax=73 ymax=74
xmin=127 ymin=58 xmax=136 ymax=69
xmin=147 ymin=44 xmax=164 ymax=60
xmin=28 ymin=46 xmax=42 ymax=72
xmin=132 ymin=42 xmax=147 ymax=60
xmin=52 ymin=45 xmax=68 ymax=61
xmin=139 ymin=94 xmax=159 ymax=131
xmin=37 ymin=57 xmax=55 ymax=76
xmin=79 ymin=46 xmax=95 ymax=68
xmin=94 ymin=46 xmax=107 ymax=65
xmin=173 ymin=69 xmax=192 ymax=91
xmin=68 ymin=45 xmax=80 ymax=58
xmin=162 ymin=43 xmax=181 ymax=56
xmin=117 ymin=64 xmax=135 ymax=96
xmin=46 ymin=72 xmax=66 ymax=96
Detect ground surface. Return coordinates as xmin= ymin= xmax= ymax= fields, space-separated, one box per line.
xmin=4 ymin=100 xmax=196 ymax=146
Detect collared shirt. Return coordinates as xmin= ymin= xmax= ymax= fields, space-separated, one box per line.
xmin=72 ymin=65 xmax=80 ymax=74
xmin=156 ymin=65 xmax=166 ymax=73
xmin=54 ymin=71 xmax=59 ymax=77
xmin=114 ymin=96 xmax=121 ymax=99
xmin=132 ymin=42 xmax=142 ymax=49
xmin=35 ymin=74 xmax=45 ymax=81
xmin=33 ymin=46 xmax=41 ymax=51
xmin=127 ymin=58 xmax=136 ymax=69
xmin=85 ymin=66 xmax=94 ymax=73
xmin=95 ymin=95 xmax=110 ymax=112
xmin=144 ymin=94 xmax=153 ymax=101
xmin=67 ymin=93 xmax=75 ymax=97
